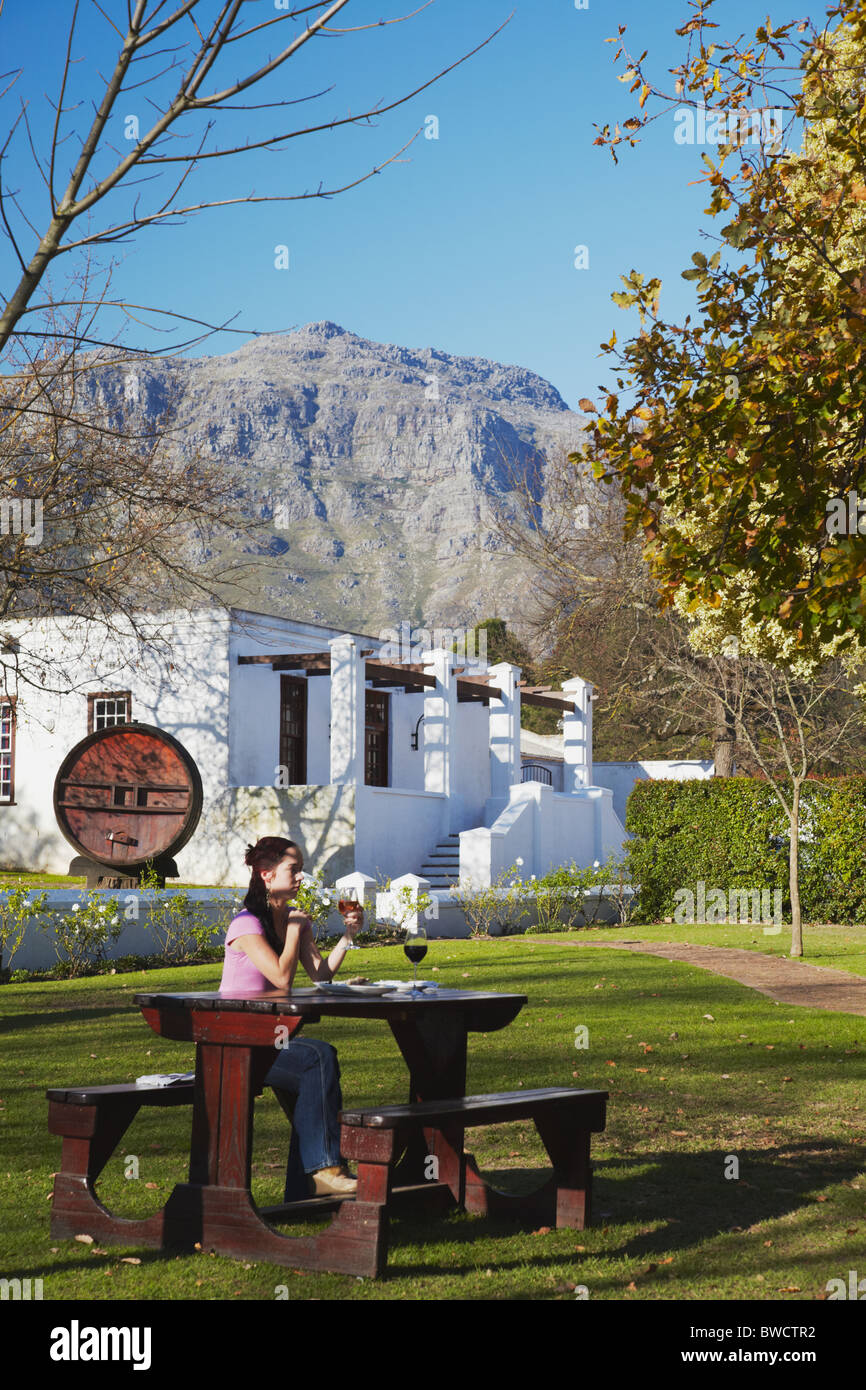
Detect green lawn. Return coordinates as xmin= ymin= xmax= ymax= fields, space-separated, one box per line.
xmin=1 ymin=938 xmax=864 ymax=1300
xmin=0 ymin=870 xmax=231 ymax=889
xmin=575 ymin=920 xmax=866 ymax=977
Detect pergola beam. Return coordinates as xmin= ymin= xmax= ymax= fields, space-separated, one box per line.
xmin=236 ymin=652 xmax=579 ymax=710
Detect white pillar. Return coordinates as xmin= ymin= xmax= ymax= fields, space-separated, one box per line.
xmin=561 ymin=676 xmax=593 ymax=791
xmin=488 ymin=661 xmax=521 ymax=801
xmin=380 ymin=872 xmax=432 ymax=934
xmin=422 ymin=648 xmax=458 ymax=833
xmin=334 ymin=870 xmax=376 ymax=907
xmin=329 ymin=635 xmax=365 ymax=785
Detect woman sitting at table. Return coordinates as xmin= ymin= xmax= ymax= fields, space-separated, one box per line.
xmin=219 ymin=835 xmax=362 ymax=1198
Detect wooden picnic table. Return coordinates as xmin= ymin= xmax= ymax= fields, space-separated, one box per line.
xmin=131 ymin=985 xmax=527 ymax=1271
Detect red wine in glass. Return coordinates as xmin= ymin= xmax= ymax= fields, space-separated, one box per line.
xmin=337 ymin=897 xmax=363 ymax=950
xmin=403 ymin=928 xmax=427 ymax=994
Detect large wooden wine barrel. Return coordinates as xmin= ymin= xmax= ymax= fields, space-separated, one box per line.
xmin=53 ymin=723 xmax=203 ymax=874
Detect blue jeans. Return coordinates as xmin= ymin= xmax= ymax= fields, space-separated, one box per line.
xmin=263 ymin=1036 xmax=344 ymax=1201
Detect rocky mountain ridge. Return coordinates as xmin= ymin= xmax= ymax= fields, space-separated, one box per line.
xmin=85 ymin=321 xmax=590 ymax=633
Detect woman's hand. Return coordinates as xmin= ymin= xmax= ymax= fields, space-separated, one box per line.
xmin=286 ymin=909 xmax=313 ymax=936
xmin=342 ymin=908 xmax=363 ymax=940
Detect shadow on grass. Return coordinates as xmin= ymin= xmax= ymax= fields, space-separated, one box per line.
xmin=0 ymin=1005 xmax=149 ymax=1035
xmin=384 ymin=1136 xmax=864 ymax=1279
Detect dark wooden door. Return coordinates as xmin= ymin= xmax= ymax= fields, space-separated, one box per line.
xmin=365 ymin=690 xmax=390 ymax=786
xmin=279 ymin=675 xmax=307 ymax=784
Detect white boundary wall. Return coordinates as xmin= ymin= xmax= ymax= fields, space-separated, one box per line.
xmin=593 ymin=760 xmax=715 ymax=825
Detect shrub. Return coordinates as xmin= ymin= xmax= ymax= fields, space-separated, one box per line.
xmin=138 ymin=862 xmax=231 ymax=962
xmin=43 ymin=892 xmax=124 ymax=977
xmin=450 ymin=863 xmax=529 ymax=937
xmin=0 ymin=882 xmax=50 ymax=978
xmin=625 ymin=776 xmax=866 ymax=924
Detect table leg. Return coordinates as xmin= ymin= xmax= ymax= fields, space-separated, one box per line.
xmin=174 ymin=1035 xmax=390 ymax=1276
xmin=388 ymin=1010 xmax=467 ymax=1203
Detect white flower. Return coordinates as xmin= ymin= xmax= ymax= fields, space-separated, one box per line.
xmin=530 ymin=875 xmax=537 ymax=882
xmin=515 ymin=857 xmax=524 ymax=866
xmin=593 ymin=860 xmax=600 ymax=868
xmin=72 ymin=904 xmax=81 ymax=912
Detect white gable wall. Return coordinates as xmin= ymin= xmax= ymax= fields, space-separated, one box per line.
xmin=1 ymin=608 xmax=231 ymax=875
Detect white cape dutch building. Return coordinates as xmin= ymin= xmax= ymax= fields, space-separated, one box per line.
xmin=1 ymin=607 xmax=627 ymax=902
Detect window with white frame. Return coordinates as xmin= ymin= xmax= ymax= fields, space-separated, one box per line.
xmin=0 ymin=700 xmax=15 ymax=803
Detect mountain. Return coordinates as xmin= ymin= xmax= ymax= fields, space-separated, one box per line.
xmin=84 ymin=322 xmax=591 ymax=634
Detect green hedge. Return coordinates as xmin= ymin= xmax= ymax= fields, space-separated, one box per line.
xmin=625 ymin=776 xmax=866 ymax=925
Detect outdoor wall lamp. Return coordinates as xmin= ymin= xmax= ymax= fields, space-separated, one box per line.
xmin=410 ymin=714 xmax=425 ymax=750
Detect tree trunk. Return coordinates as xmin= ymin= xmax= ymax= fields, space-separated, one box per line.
xmin=713 ymin=699 xmax=736 ymax=776
xmin=789 ymin=781 xmax=803 ymax=957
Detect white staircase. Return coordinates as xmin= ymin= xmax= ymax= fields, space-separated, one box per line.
xmin=417 ymin=832 xmax=460 ymax=890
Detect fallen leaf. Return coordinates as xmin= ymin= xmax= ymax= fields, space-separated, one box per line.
xmin=779 ymin=1285 xmax=801 ymax=1293
xmin=703 ymin=1014 xmax=715 ymax=1021
xmin=763 ymin=1240 xmax=773 ymax=1247
xmin=635 ymin=1067 xmax=649 ymax=1073
xmin=660 ymin=1257 xmax=674 ymax=1265
xmin=121 ymin=1257 xmax=141 ymax=1265
xmin=671 ymin=1130 xmax=689 ymax=1137
xmin=532 ymin=1226 xmax=552 ymax=1235
xmin=74 ymin=1234 xmax=94 ymax=1244
xmin=626 ymin=1281 xmax=637 ymax=1291
xmin=606 ymin=1060 xmax=617 ymax=1067
xmin=145 ymin=1182 xmax=159 ymax=1190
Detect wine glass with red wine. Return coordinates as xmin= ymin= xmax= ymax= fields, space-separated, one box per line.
xmin=337 ymin=890 xmax=363 ymax=950
xmin=403 ymin=925 xmax=427 ymax=996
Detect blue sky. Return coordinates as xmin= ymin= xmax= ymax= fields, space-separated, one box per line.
xmin=1 ymin=0 xmax=809 ymax=408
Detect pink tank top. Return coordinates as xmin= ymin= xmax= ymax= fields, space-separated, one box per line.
xmin=219 ymin=910 xmax=273 ymax=994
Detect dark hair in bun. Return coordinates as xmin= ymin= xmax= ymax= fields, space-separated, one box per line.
xmin=242 ymin=836 xmax=301 ymax=948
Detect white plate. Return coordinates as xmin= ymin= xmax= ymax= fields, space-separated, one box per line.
xmin=315 ymin=980 xmax=394 ymax=996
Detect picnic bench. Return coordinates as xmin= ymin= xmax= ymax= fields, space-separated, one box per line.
xmin=46 ymin=987 xmax=610 ymax=1277
xmin=47 ymin=1080 xmax=198 ymax=1247
xmin=340 ymin=1086 xmax=608 ymax=1274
